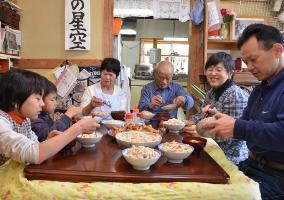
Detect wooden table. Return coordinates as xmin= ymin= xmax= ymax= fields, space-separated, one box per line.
xmin=24 ymin=132 xmax=229 ymax=183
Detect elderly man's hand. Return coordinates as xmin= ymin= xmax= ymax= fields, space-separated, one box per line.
xmin=203 ymin=113 xmax=235 ymax=139
xmin=150 ymin=95 xmax=164 ymax=108
xmin=173 ymin=96 xmax=185 ymax=107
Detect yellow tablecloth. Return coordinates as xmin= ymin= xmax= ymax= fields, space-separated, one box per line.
xmin=0 ymin=139 xmax=261 ymax=200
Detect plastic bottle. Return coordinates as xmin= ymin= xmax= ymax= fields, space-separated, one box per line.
xmin=137 ymin=112 xmax=145 ymax=125
xmin=133 ymin=106 xmax=139 ymax=124
xmin=125 ymin=113 xmax=133 ymax=124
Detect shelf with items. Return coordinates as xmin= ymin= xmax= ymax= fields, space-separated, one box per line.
xmin=0 ymin=53 xmax=20 ymax=73
xmin=0 ymin=0 xmax=22 ymax=72
xmin=140 ymin=38 xmax=189 ymax=75
xmin=207 ymin=39 xmax=238 ymax=50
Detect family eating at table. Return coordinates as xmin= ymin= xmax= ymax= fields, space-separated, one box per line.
xmin=0 ymin=23 xmax=284 ymax=200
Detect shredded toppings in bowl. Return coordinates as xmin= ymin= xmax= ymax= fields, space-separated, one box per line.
xmin=126 ymin=145 xmax=159 ymax=159
xmin=104 ymin=120 xmax=123 ymax=125
xmin=118 ymin=131 xmax=161 ymax=143
xmin=161 ymin=141 xmax=192 ymax=153
xmin=78 ymin=133 xmax=97 ymax=138
xmin=93 ymin=111 xmax=109 ymax=116
xmin=164 ymin=118 xmax=184 ymax=125
xmin=112 ymin=123 xmax=159 ymax=136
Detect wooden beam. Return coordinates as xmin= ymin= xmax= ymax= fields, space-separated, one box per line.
xmin=103 ymin=0 xmax=114 ymax=58
xmin=14 ymin=59 xmax=102 ymax=69
xmin=189 ymin=0 xmax=205 ymax=90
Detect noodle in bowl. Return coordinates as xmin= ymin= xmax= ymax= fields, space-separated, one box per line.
xmin=115 ymin=131 xmax=162 ymax=148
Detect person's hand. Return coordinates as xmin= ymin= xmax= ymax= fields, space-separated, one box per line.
xmin=201 ymin=105 xmax=217 ymax=118
xmin=75 ymin=117 xmax=100 ymax=134
xmin=182 ymin=124 xmax=199 ymax=137
xmin=173 ymin=96 xmax=185 ymax=107
xmin=90 ymin=96 xmax=104 ymax=108
xmin=202 ymin=113 xmax=235 ymax=139
xmin=150 ymin=95 xmax=164 ymax=108
xmin=65 ymin=106 xmax=82 ymax=118
xmin=47 ymin=130 xmax=62 ymax=139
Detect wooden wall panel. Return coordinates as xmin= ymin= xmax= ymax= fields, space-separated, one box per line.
xmin=15 ymin=59 xmax=102 ymax=69
xmin=103 ymin=0 xmax=114 ymax=58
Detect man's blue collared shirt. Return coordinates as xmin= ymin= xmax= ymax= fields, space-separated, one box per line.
xmin=138 ymin=81 xmax=194 ymax=118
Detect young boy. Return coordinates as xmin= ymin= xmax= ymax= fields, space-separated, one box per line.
xmin=31 ymin=79 xmax=81 ymax=142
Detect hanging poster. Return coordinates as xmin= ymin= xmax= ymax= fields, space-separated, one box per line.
xmin=65 ymin=0 xmax=90 ymax=50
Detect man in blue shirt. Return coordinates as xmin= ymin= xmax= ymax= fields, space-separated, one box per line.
xmin=138 ymin=61 xmax=194 ymax=118
xmin=205 ymin=24 xmax=284 ymax=200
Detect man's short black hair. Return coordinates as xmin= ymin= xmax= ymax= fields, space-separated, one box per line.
xmin=100 ymin=58 xmax=121 ymax=77
xmin=0 ymin=68 xmax=46 ymax=112
xmin=237 ymin=24 xmax=284 ymax=50
xmin=205 ymin=52 xmax=235 ymax=76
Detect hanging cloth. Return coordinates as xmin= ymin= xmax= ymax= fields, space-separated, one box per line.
xmin=190 ymin=0 xmax=204 ymax=25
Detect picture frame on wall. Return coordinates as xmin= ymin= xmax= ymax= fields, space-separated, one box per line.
xmin=232 ymin=16 xmax=267 ymax=40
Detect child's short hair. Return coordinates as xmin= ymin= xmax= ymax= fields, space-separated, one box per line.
xmin=0 ymin=68 xmax=46 ymax=112
xmin=43 ymin=78 xmax=57 ymax=99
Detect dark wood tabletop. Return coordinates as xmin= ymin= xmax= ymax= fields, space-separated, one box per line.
xmin=24 ymin=132 xmax=230 ymax=183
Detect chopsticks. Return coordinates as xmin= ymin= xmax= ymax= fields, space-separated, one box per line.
xmin=202 ymin=105 xmax=214 ymax=119
xmin=103 ymin=101 xmax=112 ymax=108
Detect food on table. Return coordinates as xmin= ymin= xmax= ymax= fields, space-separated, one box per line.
xmin=118 ymin=131 xmax=161 ymax=143
xmin=111 ymin=122 xmax=159 ymax=136
xmin=161 ymin=141 xmax=192 ymax=153
xmin=163 ymin=118 xmax=184 ymax=125
xmin=92 ymin=111 xmax=109 ymax=117
xmin=126 ymin=145 xmax=159 ymax=159
xmin=77 ymin=132 xmax=97 ymax=138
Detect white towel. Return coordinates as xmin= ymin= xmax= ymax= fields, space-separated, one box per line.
xmin=117 ymin=65 xmax=131 ymax=112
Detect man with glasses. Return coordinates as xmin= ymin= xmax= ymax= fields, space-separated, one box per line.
xmin=204 ymin=24 xmax=284 ymax=200
xmin=138 ymin=61 xmax=194 ymax=118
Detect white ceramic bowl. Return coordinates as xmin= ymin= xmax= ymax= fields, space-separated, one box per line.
xmin=115 ymin=131 xmax=162 ymax=149
xmin=141 ymin=111 xmax=155 ymax=120
xmin=101 ymin=119 xmax=125 ymax=129
xmin=158 ymin=143 xmax=194 ymax=163
xmin=163 ymin=119 xmax=185 ymax=133
xmin=161 ymin=104 xmax=176 ymax=112
xmin=122 ymin=147 xmax=161 ymax=170
xmin=80 ymin=115 xmax=102 ymax=123
xmin=92 ymin=111 xmax=110 ymax=119
xmin=196 ymin=117 xmax=216 ymax=138
xmin=76 ymin=131 xmax=103 ymax=148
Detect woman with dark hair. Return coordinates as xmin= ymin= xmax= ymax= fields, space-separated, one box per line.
xmin=81 ymin=58 xmax=128 ymax=116
xmin=183 ymin=52 xmax=249 ymax=164
xmin=0 ymin=68 xmax=99 ymax=165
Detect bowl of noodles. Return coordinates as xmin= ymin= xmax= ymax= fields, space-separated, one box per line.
xmin=158 ymin=141 xmax=194 ymax=163
xmin=76 ymin=131 xmax=103 ymax=148
xmin=115 ymin=130 xmax=162 ymax=149
xmin=122 ymin=145 xmax=161 ymax=170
